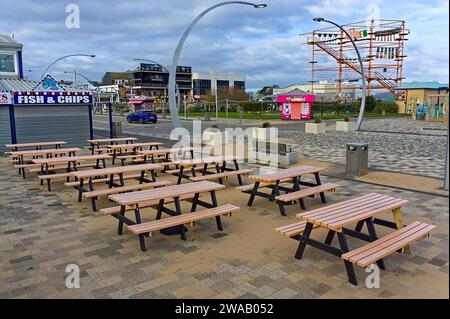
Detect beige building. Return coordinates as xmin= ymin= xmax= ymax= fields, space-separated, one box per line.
xmin=396 ymin=82 xmax=449 ymax=114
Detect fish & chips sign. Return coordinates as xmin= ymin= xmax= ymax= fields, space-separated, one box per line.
xmin=13 ymin=75 xmax=92 ymax=105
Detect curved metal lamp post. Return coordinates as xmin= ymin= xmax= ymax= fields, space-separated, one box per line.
xmin=168 ymin=1 xmax=267 ymax=128
xmin=313 ymin=18 xmax=366 ymax=131
xmin=133 ymin=58 xmax=181 ymax=112
xmin=40 ymin=54 xmax=96 ymax=80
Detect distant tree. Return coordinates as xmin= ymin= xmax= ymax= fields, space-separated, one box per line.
xmin=203 ymin=87 xmax=249 ymax=102
xmin=257 ymin=84 xmax=279 ymax=96
xmin=365 ymin=95 xmax=377 ymax=112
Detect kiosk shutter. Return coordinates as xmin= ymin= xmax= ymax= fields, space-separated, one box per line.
xmin=14 ymin=105 xmax=90 ymax=147
xmin=0 ymin=106 xmax=11 ymax=152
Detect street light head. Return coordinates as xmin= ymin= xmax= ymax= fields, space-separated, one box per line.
xmin=253 ymin=3 xmax=267 ymax=8
xmin=313 ymin=17 xmax=325 ymax=22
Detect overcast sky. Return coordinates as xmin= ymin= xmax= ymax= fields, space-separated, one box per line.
xmin=1 ymin=0 xmax=448 ymax=90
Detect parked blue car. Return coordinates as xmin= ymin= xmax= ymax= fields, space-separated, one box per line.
xmin=127 ymin=110 xmax=157 ymax=124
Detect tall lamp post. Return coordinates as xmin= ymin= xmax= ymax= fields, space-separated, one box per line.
xmin=168 ymin=1 xmax=267 ymax=128
xmin=313 ymin=18 xmax=366 ymax=131
xmin=40 ymin=54 xmax=96 ymax=80
xmin=133 ymin=58 xmax=181 ymax=115
xmin=63 ymin=70 xmax=92 ymax=84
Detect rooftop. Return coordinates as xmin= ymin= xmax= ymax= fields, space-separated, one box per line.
xmin=396 ymin=81 xmax=449 ymax=90
xmin=0 ymin=34 xmax=23 ymax=49
xmin=0 ymin=77 xmax=92 ymax=93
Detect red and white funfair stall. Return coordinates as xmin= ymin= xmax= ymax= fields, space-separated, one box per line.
xmin=278 ymin=94 xmax=315 ymax=120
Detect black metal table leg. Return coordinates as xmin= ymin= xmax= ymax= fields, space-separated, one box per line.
xmin=88 ymin=177 xmax=97 ymax=211
xmin=177 ymin=166 xmax=184 ymax=184
xmin=314 ymin=172 xmax=326 ymax=203
xmin=117 ymin=205 xmax=126 ymax=235
xmin=134 ymin=205 xmax=146 ymax=251
xmin=366 ymin=218 xmax=386 ymax=270
xmin=295 ymin=222 xmax=314 ymax=259
xmin=273 ymin=182 xmax=287 ymax=216
xmin=336 ymin=232 xmax=358 ymax=285
xmin=324 ymin=230 xmax=336 ymax=245
xmin=247 ymin=181 xmax=260 ymax=206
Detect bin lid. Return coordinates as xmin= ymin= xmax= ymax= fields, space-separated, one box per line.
xmin=346 ymin=141 xmax=368 ymax=147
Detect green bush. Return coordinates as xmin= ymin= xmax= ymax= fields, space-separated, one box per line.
xmin=373 ymin=101 xmax=398 ymax=114
xmin=365 ymin=95 xmax=377 ymax=112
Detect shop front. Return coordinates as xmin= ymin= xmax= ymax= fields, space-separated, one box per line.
xmin=128 ymin=96 xmax=154 ymax=112
xmin=278 ymin=94 xmax=315 ymax=121
xmin=0 ymin=76 xmax=94 ymax=151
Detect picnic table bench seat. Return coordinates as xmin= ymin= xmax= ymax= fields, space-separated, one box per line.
xmin=189 ymin=169 xmax=252 ymax=183
xmin=64 ymin=173 xmax=142 ymax=187
xmin=342 ymin=221 xmax=436 ymax=267
xmin=275 ymin=183 xmax=338 ymax=210
xmin=165 ymin=166 xmax=206 ymax=175
xmin=275 ymin=221 xmax=319 ymax=238
xmin=126 ymin=204 xmax=240 ymax=251
xmin=29 ymin=163 xmax=95 ymax=173
xmin=14 ymin=163 xmax=42 ymax=170
xmin=38 ymin=172 xmax=73 ymax=183
xmin=236 ymin=178 xmax=294 ymax=192
xmin=82 ymin=180 xmax=171 ymax=200
xmin=100 ymin=194 xmax=198 ymax=215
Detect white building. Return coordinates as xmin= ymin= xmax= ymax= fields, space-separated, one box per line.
xmin=273 ymin=81 xmax=360 ymax=102
xmin=192 ymin=71 xmax=245 ymax=98
xmin=0 ymin=34 xmax=24 ymax=79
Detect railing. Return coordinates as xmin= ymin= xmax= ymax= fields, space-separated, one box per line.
xmin=311 ymin=38 xmax=397 ymax=94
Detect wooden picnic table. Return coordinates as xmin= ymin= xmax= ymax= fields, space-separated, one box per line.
xmin=11 ymin=147 xmax=81 ymax=178
xmin=245 ymin=165 xmax=325 ymax=216
xmin=137 ymin=146 xmax=200 ymax=167
xmin=170 ymin=155 xmax=245 ymax=184
xmin=70 ymin=163 xmax=161 ymax=210
xmin=31 ymin=154 xmax=112 ymax=191
xmin=293 ymin=193 xmax=410 ymax=285
xmin=6 ymin=141 xmax=66 ymax=151
xmin=87 ymin=137 xmax=137 ymax=154
xmin=106 ymin=142 xmax=163 ymax=164
xmin=33 ymin=154 xmax=110 ymax=172
xmin=10 ymin=147 xmax=81 ymax=158
xmin=108 ymin=181 xmax=226 ymax=249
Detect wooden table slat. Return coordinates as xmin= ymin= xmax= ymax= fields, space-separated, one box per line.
xmin=32 ymin=154 xmax=111 ymax=165
xmin=87 ymin=137 xmax=137 ymax=144
xmin=138 ymin=147 xmax=201 ymax=156
xmin=70 ymin=163 xmax=160 ymax=179
xmin=108 ymin=181 xmax=225 ymax=206
xmin=249 ymin=165 xmax=323 ymax=183
xmin=106 ymin=142 xmax=163 ymax=149
xmin=10 ymin=147 xmax=81 ymax=157
xmin=296 ymin=193 xmax=383 ymax=219
xmin=296 ymin=193 xmax=409 ymax=231
xmin=6 ymin=141 xmax=66 ymax=148
xmin=172 ymin=155 xmax=243 ymax=167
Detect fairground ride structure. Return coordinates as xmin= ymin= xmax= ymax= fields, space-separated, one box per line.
xmin=301 ymin=19 xmax=409 ymax=100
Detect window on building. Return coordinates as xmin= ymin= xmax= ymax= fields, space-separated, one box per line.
xmin=193 ymin=79 xmax=211 ymax=96
xmin=0 ymin=53 xmax=15 ymax=73
xmin=234 ymin=81 xmax=245 ymax=91
xmin=217 ymin=80 xmax=229 ymax=89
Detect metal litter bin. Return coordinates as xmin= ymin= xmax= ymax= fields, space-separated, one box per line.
xmin=112 ymin=122 xmax=122 ymax=137
xmin=346 ymin=142 xmax=368 ymax=176
xmin=205 ymin=112 xmax=211 ymax=121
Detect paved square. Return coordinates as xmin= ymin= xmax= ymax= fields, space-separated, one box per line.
xmin=0 ymin=156 xmax=448 ymax=299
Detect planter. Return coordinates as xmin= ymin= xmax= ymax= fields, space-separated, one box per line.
xmin=305 ymin=122 xmax=326 ymax=134
xmin=252 ymin=127 xmax=275 ymax=141
xmin=335 ymin=121 xmax=356 ymax=132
